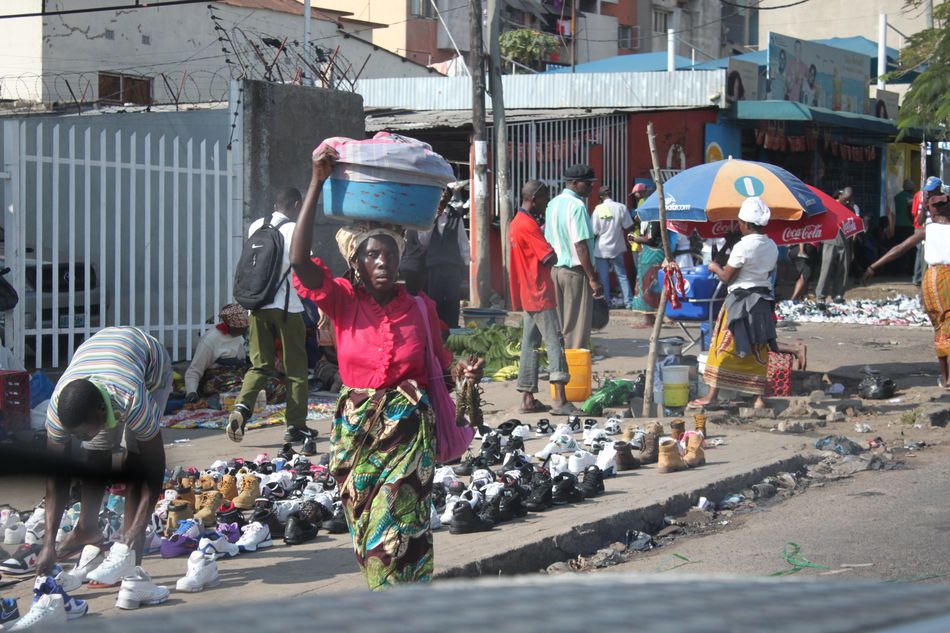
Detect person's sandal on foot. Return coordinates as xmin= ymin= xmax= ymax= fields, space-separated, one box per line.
xmin=226 ymin=405 xmax=251 ymax=443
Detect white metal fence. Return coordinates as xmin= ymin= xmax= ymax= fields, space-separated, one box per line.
xmin=1 ymin=111 xmax=239 ymax=368
xmin=491 ymin=114 xmax=629 ymax=214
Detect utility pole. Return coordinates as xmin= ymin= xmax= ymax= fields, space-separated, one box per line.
xmin=488 ymin=0 xmax=512 ymax=304
xmin=925 ymin=0 xmax=934 ymax=29
xmin=303 ymin=0 xmax=312 ymax=85
xmin=471 ymin=0 xmax=491 ymax=307
xmin=571 ymin=0 xmax=577 ymax=73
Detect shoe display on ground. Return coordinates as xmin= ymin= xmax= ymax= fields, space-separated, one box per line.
xmin=3 ymin=516 xmax=25 ymax=546
xmin=525 ymin=481 xmax=553 ymax=512
xmin=51 ymin=564 xmax=82 ymax=594
xmin=300 ymin=438 xmax=318 ymax=457
xmin=449 ymin=500 xmax=493 ymax=535
xmin=86 ymin=542 xmax=136 ymax=587
xmin=693 ymin=413 xmax=707 ymax=437
xmin=218 ymin=475 xmax=238 ymax=501
xmin=22 ymin=507 xmax=44 ymax=533
xmin=657 ymin=438 xmax=689 ymax=473
xmin=22 ymin=525 xmax=43 ymax=547
xmin=8 ymin=593 xmax=65 ymax=631
xmin=31 ymin=576 xmax=87 ymax=620
xmin=215 ymin=522 xmax=242 ymax=544
xmin=198 ymin=532 xmax=239 ymax=558
xmin=176 ymin=550 xmax=220 ymax=593
xmin=115 ymin=567 xmax=170 ymax=610
xmin=283 ymin=425 xmax=317 ymax=444
xmin=160 ymin=519 xmax=201 ymax=558
xmin=640 ymin=422 xmax=663 ymax=464
xmin=165 ymin=501 xmax=194 ymax=537
xmin=236 ymin=522 xmax=273 ymax=553
xmin=194 ymin=491 xmax=224 ymax=528
xmin=216 ymin=501 xmax=247 ymax=528
xmin=0 ymin=597 xmax=18 ymax=627
xmin=683 ymin=433 xmax=706 ymax=468
xmin=0 ymin=545 xmax=41 ymax=576
xmin=551 ymin=472 xmax=584 ymax=505
xmin=567 ymin=450 xmax=596 ymax=474
xmin=604 ymin=418 xmax=622 ymax=435
xmin=322 ymin=502 xmax=348 ymax=534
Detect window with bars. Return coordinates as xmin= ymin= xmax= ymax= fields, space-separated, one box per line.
xmin=98 ymin=72 xmax=152 ymax=105
xmin=652 ymin=9 xmax=670 ymax=34
xmin=409 ymin=0 xmax=436 ymax=18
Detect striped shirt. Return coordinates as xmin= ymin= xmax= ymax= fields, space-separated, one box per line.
xmin=46 ymin=327 xmax=169 ymax=444
xmin=544 ymin=189 xmax=595 ymax=267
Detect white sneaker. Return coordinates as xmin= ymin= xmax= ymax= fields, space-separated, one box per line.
xmin=86 ymin=542 xmax=135 ymax=587
xmin=583 ymin=429 xmax=608 ymax=447
xmin=3 ymin=516 xmax=25 ymax=545
xmin=23 ymin=525 xmax=43 ymax=546
xmin=301 ymin=482 xmax=324 ymax=500
xmin=429 ymin=502 xmax=442 ymax=530
xmin=31 ymin=575 xmax=87 ymax=619
xmin=273 ymin=499 xmax=301 ymax=524
xmin=23 ymin=507 xmax=44 ymax=532
xmin=69 ymin=545 xmax=104 ymax=583
xmin=534 ymin=433 xmax=577 ymax=461
xmin=434 ymin=466 xmax=459 ymax=487
xmin=439 ymin=496 xmax=460 ymax=525
xmin=52 ymin=566 xmax=82 ymax=594
xmin=481 ymin=482 xmax=505 ymax=501
xmin=0 ymin=507 xmax=14 ymax=532
xmin=115 ymin=567 xmax=170 ymax=610
xmin=568 ymin=450 xmax=596 ymax=474
xmin=596 ymin=442 xmax=617 ymax=474
xmin=548 ymin=454 xmax=570 ymax=476
xmin=582 ymin=424 xmax=601 ymax=444
xmin=9 ymin=593 xmax=66 ymax=630
xmin=175 ymin=550 xmax=219 ymax=593
xmin=236 ymin=522 xmax=272 ymax=553
xmin=459 ymin=489 xmax=483 ymax=510
xmin=470 ymin=469 xmax=494 ymax=491
xmin=511 ymin=424 xmax=531 ymax=439
xmin=198 ymin=534 xmax=239 ymax=559
xmin=210 ymin=460 xmax=228 ymax=473
xmin=604 ymin=418 xmax=622 ymax=435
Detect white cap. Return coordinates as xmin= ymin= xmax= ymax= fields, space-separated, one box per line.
xmin=738 ymin=196 xmax=771 ymax=226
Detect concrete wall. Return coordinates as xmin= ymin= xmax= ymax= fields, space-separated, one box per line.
xmin=758 ymin=0 xmax=927 ymax=46
xmin=577 ymin=12 xmax=620 ymax=63
xmin=0 ymin=0 xmax=44 ymax=101
xmin=0 ymin=0 xmax=433 ymax=105
xmin=241 ymin=80 xmax=364 ymax=274
xmin=635 ymin=0 xmax=723 ymax=58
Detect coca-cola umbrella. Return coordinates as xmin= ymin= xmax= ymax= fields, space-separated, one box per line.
xmin=667 ymin=185 xmax=865 ymax=246
xmin=636 ymin=158 xmax=826 ymax=222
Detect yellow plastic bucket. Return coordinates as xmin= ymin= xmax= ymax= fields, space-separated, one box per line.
xmin=551 ymin=348 xmax=592 ymax=402
xmin=662 ymin=365 xmax=690 ymax=407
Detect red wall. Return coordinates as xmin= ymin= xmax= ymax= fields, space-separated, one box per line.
xmin=626 ymin=109 xmax=719 ymax=184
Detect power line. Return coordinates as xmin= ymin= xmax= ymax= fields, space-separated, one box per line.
xmin=0 ymin=0 xmax=210 ymax=20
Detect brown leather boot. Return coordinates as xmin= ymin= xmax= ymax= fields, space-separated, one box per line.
xmin=670 ymin=419 xmax=686 ymax=442
xmin=233 ymin=474 xmax=261 ymax=510
xmin=657 ymin=438 xmax=688 ymax=474
xmin=640 ymin=421 xmax=663 ymax=464
xmin=694 ymin=413 xmax=707 ymax=437
xmin=613 ymin=441 xmax=641 ymax=471
xmin=218 ymin=474 xmax=238 ymax=501
xmin=683 ymin=434 xmax=706 ymax=468
xmin=165 ymin=501 xmax=193 ymax=537
xmin=175 ymin=484 xmax=196 ymax=510
xmin=194 ymin=491 xmax=224 ymax=527
xmin=196 ymin=474 xmax=217 ymax=492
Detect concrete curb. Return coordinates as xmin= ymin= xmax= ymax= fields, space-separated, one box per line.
xmin=436 ymin=452 xmax=824 ymax=579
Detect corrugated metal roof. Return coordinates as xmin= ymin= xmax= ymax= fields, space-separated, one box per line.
xmin=365 ymin=107 xmax=642 ymax=131
xmin=546 ymin=52 xmax=694 ymax=74
xmin=355 ymin=71 xmax=727 ymax=111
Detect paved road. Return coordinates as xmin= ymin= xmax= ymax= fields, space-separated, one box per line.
xmin=599 ymin=443 xmax=950 ymax=584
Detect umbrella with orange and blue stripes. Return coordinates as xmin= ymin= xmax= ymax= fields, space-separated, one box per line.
xmin=636 ymin=158 xmax=826 ymax=222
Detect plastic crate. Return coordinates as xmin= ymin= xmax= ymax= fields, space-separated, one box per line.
xmin=0 ymin=370 xmax=30 ymax=433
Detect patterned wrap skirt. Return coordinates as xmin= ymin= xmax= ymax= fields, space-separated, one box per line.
xmin=330 ymin=380 xmax=435 ymax=591
xmin=922 ymin=264 xmax=950 ymax=358
xmin=703 ymin=303 xmax=770 ymax=395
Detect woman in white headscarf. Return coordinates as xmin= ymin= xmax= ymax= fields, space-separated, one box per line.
xmin=692 ymin=197 xmax=779 ymax=410
xmin=289 ymin=145 xmax=484 ymax=591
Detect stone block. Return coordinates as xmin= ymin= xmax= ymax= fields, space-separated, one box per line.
xmin=915 ymin=404 xmax=950 ymax=428
xmin=739 ymin=407 xmax=775 ymax=419
xmin=603 ymin=407 xmax=632 ymax=419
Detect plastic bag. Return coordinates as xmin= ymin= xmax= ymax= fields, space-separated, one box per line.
xmin=857 ymin=373 xmax=896 ymax=400
xmin=592 ymin=297 xmax=610 ymax=330
xmin=631 ymin=372 xmax=646 ymax=398
xmin=814 ymin=434 xmax=863 ymax=456
xmin=581 ymin=379 xmax=635 ymax=416
xmin=29 ymin=371 xmax=55 ymax=409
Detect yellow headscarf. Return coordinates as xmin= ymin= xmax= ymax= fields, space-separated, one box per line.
xmin=335 ymin=222 xmax=406 ymax=264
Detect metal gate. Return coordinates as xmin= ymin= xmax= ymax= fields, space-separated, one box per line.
xmin=491 ymin=114 xmax=629 ymax=214
xmin=1 ymin=110 xmax=240 ymax=368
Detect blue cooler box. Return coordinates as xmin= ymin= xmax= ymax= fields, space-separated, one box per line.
xmin=657 ymin=265 xmax=723 ymax=320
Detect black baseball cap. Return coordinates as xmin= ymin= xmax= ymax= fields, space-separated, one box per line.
xmin=563 ymin=164 xmax=596 ymax=182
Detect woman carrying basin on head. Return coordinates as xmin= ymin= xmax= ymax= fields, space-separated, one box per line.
xmin=290 ymin=145 xmax=484 ymax=591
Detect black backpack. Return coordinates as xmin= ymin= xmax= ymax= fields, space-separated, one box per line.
xmin=233 ymin=213 xmax=292 ymax=312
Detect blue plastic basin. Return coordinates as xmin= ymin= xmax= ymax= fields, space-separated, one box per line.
xmin=322 ymin=178 xmax=443 ymax=230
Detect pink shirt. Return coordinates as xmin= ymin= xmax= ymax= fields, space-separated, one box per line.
xmin=293 ymin=258 xmax=453 ymax=390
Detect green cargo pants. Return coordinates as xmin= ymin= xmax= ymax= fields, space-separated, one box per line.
xmin=237 ymin=308 xmax=309 ymax=428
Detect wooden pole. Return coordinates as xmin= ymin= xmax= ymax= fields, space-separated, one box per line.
xmin=488 ymin=0 xmax=512 ymax=306
xmin=470 ymin=0 xmax=491 ymax=307
xmin=641 ymin=121 xmax=675 ymax=418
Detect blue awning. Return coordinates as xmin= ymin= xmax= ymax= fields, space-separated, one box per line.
xmin=691 ymin=50 xmax=767 ymax=70
xmin=546 ymin=51 xmax=693 ymax=73
xmin=730 ymin=100 xmax=899 ymax=136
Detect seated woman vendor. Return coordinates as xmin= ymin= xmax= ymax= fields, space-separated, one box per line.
xmin=184 ymin=303 xmax=249 ymax=403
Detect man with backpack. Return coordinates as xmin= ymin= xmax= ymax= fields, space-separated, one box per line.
xmin=228 ymin=187 xmax=314 ymax=448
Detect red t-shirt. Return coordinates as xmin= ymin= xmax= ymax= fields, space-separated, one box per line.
xmin=509 ymin=210 xmax=557 ymax=312
xmin=913 ymin=190 xmax=925 ymax=228
xmin=293 ymin=258 xmax=453 ymax=390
